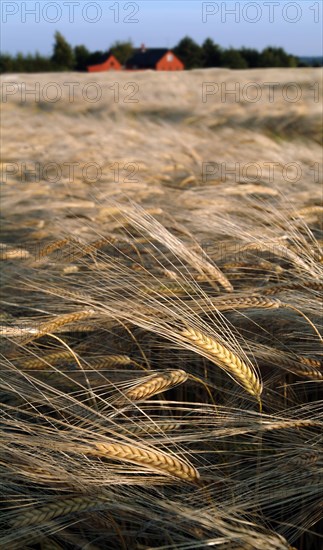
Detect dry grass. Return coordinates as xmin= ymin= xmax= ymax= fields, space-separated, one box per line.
xmin=0 ymin=68 xmax=322 ymax=550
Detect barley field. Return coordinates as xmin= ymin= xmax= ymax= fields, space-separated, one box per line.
xmin=1 ymin=68 xmax=322 ymax=549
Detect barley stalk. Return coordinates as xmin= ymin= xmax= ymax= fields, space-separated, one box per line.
xmin=259 ymin=419 xmax=320 ymax=431
xmin=17 ymin=350 xmax=78 ymax=369
xmin=10 ymin=496 xmax=106 ymax=528
xmin=88 ymin=355 xmax=133 ymax=368
xmin=205 ymin=295 xmax=282 ymax=311
xmin=21 ymin=310 xmax=96 ymax=344
xmin=0 ymin=244 xmax=30 ymax=260
xmin=123 ymin=369 xmax=188 ymax=401
xmin=123 ymin=421 xmax=182 ymax=435
xmin=85 ymin=441 xmax=199 ymax=482
xmin=293 ymin=365 xmax=323 ymax=380
xmin=38 ymin=238 xmax=72 ymax=258
xmin=124 ymin=208 xmax=233 ymax=292
xmin=255 ymin=350 xmax=323 ymax=379
xmin=214 ymin=295 xmax=281 ymax=310
xmin=17 ymin=352 xmax=132 ymax=370
xmin=181 ymin=326 xmax=262 ymax=398
xmin=300 ymin=356 xmax=322 ymax=369
xmin=297 ymin=205 xmax=323 ymax=217
xmin=0 ymin=325 xmax=38 ymax=338
xmin=263 ymin=281 xmax=323 ymax=294
xmin=240 ymin=242 xmax=319 ymax=279
xmin=72 ymin=236 xmax=127 ymax=260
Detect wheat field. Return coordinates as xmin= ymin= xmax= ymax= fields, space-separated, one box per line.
xmin=1 ymin=68 xmax=322 ymax=549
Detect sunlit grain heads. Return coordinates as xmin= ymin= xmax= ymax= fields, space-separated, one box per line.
xmin=20 ymin=309 xmax=96 ymax=344
xmin=181 ymin=326 xmax=262 ymax=399
xmin=84 ymin=441 xmax=199 ymax=483
xmin=123 ymin=369 xmax=188 ymax=402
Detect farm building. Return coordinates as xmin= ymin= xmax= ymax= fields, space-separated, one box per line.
xmin=87 ymin=53 xmax=121 ymax=72
xmin=87 ymin=45 xmax=184 ymax=72
xmin=125 ymin=45 xmax=184 ymax=70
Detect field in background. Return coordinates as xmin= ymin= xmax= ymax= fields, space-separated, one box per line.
xmin=1 ymin=68 xmax=321 ymax=240
xmin=1 ymin=69 xmax=322 ymax=550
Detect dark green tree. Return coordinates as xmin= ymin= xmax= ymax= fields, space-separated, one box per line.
xmin=24 ymin=53 xmax=35 ymax=72
xmin=13 ymin=52 xmax=27 ymax=72
xmin=0 ymin=50 xmax=54 ymax=73
xmin=0 ymin=53 xmax=14 ymax=73
xmin=33 ymin=52 xmax=53 ymax=72
xmin=74 ymin=45 xmax=90 ymax=71
xmin=51 ymin=31 xmax=74 ymax=70
xmin=287 ymin=54 xmax=299 ymax=68
xmin=201 ymin=38 xmax=223 ymax=67
xmin=222 ymin=48 xmax=248 ymax=69
xmin=239 ymin=47 xmax=261 ymax=68
xmin=173 ymin=36 xmax=203 ymax=69
xmin=260 ymin=47 xmax=298 ymax=68
xmin=110 ymin=40 xmax=134 ymax=65
xmin=87 ymin=50 xmax=108 ymax=66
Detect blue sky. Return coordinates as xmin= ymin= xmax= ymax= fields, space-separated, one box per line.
xmin=1 ymin=1 xmax=322 ymax=56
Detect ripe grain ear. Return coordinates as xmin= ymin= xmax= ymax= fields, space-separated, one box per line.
xmin=123 ymin=369 xmax=188 ymax=402
xmin=84 ymin=441 xmax=199 ymax=482
xmin=10 ymin=496 xmax=107 ymax=528
xmin=181 ymin=326 xmax=262 ymax=399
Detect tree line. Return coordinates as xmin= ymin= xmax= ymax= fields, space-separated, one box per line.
xmin=0 ymin=32 xmax=320 ymax=73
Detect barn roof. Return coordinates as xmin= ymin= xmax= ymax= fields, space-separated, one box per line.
xmin=87 ymin=51 xmax=115 ymax=65
xmin=126 ymin=48 xmax=170 ymax=68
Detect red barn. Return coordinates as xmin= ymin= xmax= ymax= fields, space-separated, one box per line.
xmin=87 ymin=54 xmax=121 ymax=72
xmin=125 ymin=45 xmax=184 ymax=71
